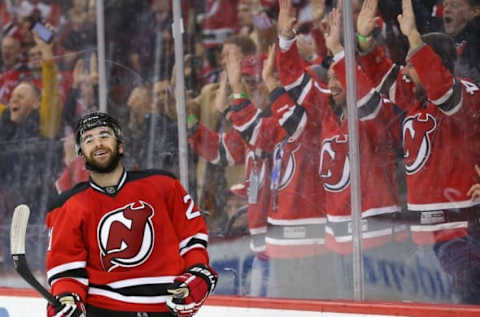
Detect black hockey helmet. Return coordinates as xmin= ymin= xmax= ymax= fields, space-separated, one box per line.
xmin=74 ymin=112 xmax=123 ymax=155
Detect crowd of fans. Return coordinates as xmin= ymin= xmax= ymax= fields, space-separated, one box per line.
xmin=0 ymin=0 xmax=479 ymax=306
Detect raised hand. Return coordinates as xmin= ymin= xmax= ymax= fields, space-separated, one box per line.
xmin=224 ymin=47 xmax=244 ymax=93
xmin=214 ymin=71 xmax=230 ymax=113
xmin=397 ymin=0 xmax=420 ymax=38
xmin=325 ymin=7 xmax=343 ymax=56
xmin=72 ymin=59 xmax=88 ymax=89
xmin=311 ymin=0 xmax=327 ymax=31
xmin=278 ymin=0 xmax=297 ymax=39
xmin=467 ymin=165 xmax=480 ymax=199
xmin=357 ymin=0 xmax=378 ymax=38
xmin=31 ymin=21 xmax=55 ymax=61
xmin=89 ymin=52 xmax=99 ymax=85
xmin=262 ymin=44 xmax=279 ymax=92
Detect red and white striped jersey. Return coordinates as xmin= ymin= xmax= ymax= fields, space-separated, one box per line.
xmin=189 ymin=123 xmax=271 ymax=252
xmin=277 ymin=39 xmax=404 ymax=254
xmin=45 ymin=170 xmax=210 ymax=313
xmin=202 ymin=0 xmax=240 ymax=47
xmin=359 ymin=44 xmax=480 ymax=244
xmin=228 ymin=77 xmax=327 ymax=258
xmin=319 ymin=56 xmax=404 ymax=254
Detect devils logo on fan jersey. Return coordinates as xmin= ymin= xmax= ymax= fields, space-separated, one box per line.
xmin=272 ymin=143 xmax=301 ymax=191
xmin=98 ymin=201 xmax=155 ymax=272
xmin=403 ymin=113 xmax=437 ymax=175
xmin=319 ymin=135 xmax=350 ymax=192
xmin=246 ymin=150 xmax=266 ymax=188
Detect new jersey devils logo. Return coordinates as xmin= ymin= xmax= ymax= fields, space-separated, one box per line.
xmin=246 ymin=150 xmax=266 ymax=189
xmin=98 ymin=201 xmax=155 ymax=272
xmin=403 ymin=113 xmax=437 ymax=175
xmin=319 ymin=135 xmax=350 ymax=192
xmin=273 ymin=143 xmax=301 ymax=191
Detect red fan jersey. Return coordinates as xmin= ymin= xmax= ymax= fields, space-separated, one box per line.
xmin=319 ymin=56 xmax=404 ymax=254
xmin=45 ymin=170 xmax=210 ymax=313
xmin=359 ymin=44 xmax=480 ymax=244
xmin=189 ymin=123 xmax=271 ymax=252
xmin=229 ymin=83 xmax=327 ymax=259
xmin=277 ymin=39 xmax=404 ymax=254
xmin=202 ymin=0 xmax=240 ymax=47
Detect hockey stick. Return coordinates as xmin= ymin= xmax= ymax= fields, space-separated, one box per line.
xmin=10 ymin=204 xmax=83 ymax=316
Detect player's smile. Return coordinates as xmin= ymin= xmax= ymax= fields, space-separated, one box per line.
xmin=93 ymin=148 xmax=110 ymax=158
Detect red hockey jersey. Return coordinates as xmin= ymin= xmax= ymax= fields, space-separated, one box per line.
xmin=189 ymin=123 xmax=271 ymax=252
xmin=277 ymin=39 xmax=404 ymax=254
xmin=319 ymin=57 xmax=404 ymax=254
xmin=202 ymin=0 xmax=240 ymax=48
xmin=358 ymin=44 xmax=480 ymax=244
xmin=45 ymin=170 xmax=210 ymax=313
xmin=229 ymin=83 xmax=327 ymax=259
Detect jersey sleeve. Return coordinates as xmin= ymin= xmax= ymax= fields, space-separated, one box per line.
xmin=276 ymin=37 xmax=331 ymax=127
xmin=168 ymin=179 xmax=210 ymax=268
xmin=331 ymin=51 xmax=383 ymax=121
xmin=45 ymin=202 xmax=89 ymax=300
xmin=229 ymin=88 xmax=307 ymax=152
xmin=277 ymin=39 xmax=309 ymax=87
xmin=410 ymin=44 xmax=462 ymax=116
xmin=189 ymin=123 xmax=247 ymax=166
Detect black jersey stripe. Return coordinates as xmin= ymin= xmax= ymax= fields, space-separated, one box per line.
xmin=358 ymin=91 xmax=382 ymax=119
xmin=379 ymin=65 xmax=401 ymax=97
xmin=217 ymin=137 xmax=229 ymax=166
xmin=89 ymin=282 xmax=172 ymax=297
xmin=281 ymin=105 xmax=306 ymax=137
xmin=286 ymin=72 xmax=312 ymax=102
xmin=230 ymin=99 xmax=251 ymax=112
xmin=47 ymin=268 xmax=88 ymax=286
xmin=437 ymin=79 xmax=463 ymax=114
xmin=179 ymin=237 xmax=208 ymax=253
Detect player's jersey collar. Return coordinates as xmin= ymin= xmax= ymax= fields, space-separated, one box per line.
xmin=89 ymin=169 xmax=127 ymax=196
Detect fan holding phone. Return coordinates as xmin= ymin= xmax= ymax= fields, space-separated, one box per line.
xmin=29 ymin=18 xmax=55 ymax=44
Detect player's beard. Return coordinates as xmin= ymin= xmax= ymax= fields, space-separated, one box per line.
xmin=84 ymin=144 xmax=122 ymax=173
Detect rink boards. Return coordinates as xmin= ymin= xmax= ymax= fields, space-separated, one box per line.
xmin=2 ymin=291 xmax=480 ymax=317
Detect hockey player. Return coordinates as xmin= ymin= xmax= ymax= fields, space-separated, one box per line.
xmin=45 ymin=112 xmax=217 ymax=316
xmin=357 ymin=0 xmax=480 ymax=304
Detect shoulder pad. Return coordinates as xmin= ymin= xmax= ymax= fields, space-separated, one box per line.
xmin=47 ymin=181 xmax=89 ymax=212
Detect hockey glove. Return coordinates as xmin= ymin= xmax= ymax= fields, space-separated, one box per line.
xmin=166 ymin=264 xmax=218 ymax=317
xmin=47 ymin=293 xmax=86 ymax=317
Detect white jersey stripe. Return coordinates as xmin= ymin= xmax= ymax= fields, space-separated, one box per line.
xmin=88 ymin=288 xmax=170 ymax=304
xmin=47 ymin=261 xmax=86 ymax=280
xmin=107 ymin=276 xmax=175 ymax=289
xmin=325 ymin=227 xmax=393 ymax=242
xmin=267 ymin=217 xmax=326 ymax=226
xmin=266 ymin=236 xmax=325 ymax=245
xmin=179 ymin=244 xmax=206 ymax=256
xmin=407 ymin=198 xmax=480 ymax=211
xmin=179 ymin=233 xmax=208 ymax=249
xmin=410 ymin=221 xmax=468 ymax=232
xmin=51 ymin=277 xmax=88 ymax=288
